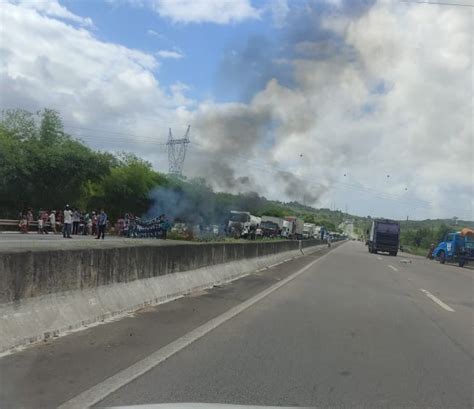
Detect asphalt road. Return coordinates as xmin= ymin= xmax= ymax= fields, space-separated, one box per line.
xmin=1 ymin=241 xmax=472 ymax=408
xmin=98 ymin=242 xmax=473 ymax=409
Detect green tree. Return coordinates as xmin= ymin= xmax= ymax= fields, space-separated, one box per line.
xmin=1 ymin=109 xmax=38 ymax=141
xmin=39 ymin=109 xmax=64 ymax=144
xmin=91 ymin=154 xmax=167 ymax=220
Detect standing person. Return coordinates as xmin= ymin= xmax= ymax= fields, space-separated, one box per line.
xmin=56 ymin=210 xmax=62 ymax=233
xmin=85 ymin=212 xmax=92 ymax=235
xmin=72 ymin=209 xmax=80 ymax=235
xmin=19 ymin=214 xmax=28 ymax=233
xmin=37 ymin=212 xmax=45 ymax=234
xmin=91 ymin=211 xmax=98 ymax=236
xmin=426 ymin=243 xmax=435 ymax=259
xmin=96 ymin=209 xmax=107 ymax=240
xmin=27 ymin=209 xmax=33 ymax=224
xmin=41 ymin=210 xmax=49 ymax=233
xmin=49 ymin=210 xmax=57 ymax=234
xmin=63 ymin=205 xmax=73 ymax=239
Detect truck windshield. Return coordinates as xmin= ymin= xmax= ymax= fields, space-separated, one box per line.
xmin=230 ymin=214 xmax=249 ymax=223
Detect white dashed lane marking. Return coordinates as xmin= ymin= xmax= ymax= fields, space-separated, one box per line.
xmin=420 ymin=289 xmax=455 ymax=312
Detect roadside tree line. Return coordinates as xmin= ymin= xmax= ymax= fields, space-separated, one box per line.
xmin=0 ymin=108 xmax=346 ymax=227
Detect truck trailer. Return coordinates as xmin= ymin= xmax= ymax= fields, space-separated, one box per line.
xmin=368 ymin=218 xmax=400 ymax=256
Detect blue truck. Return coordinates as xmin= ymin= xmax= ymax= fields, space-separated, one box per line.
xmin=432 ymin=229 xmax=474 ymax=267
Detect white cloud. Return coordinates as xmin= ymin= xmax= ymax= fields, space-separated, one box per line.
xmin=151 ymin=0 xmax=260 ymax=24
xmin=147 ymin=29 xmax=159 ymax=36
xmin=0 ymin=2 xmax=191 ymax=165
xmin=156 ymin=49 xmax=184 ymax=59
xmin=16 ymin=0 xmax=93 ymax=26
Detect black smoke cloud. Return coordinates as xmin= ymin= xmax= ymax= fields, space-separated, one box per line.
xmin=187 ymin=1 xmax=377 ymax=206
xmin=277 ymin=171 xmax=327 ymax=205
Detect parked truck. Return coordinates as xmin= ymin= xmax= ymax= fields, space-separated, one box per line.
xmin=261 ymin=216 xmax=284 ymax=230
xmin=302 ymin=223 xmax=316 ymax=239
xmin=281 ymin=216 xmax=304 ymax=239
xmin=432 ymin=228 xmax=474 ymax=267
xmin=258 ymin=220 xmax=280 ymax=238
xmin=367 ymin=218 xmax=400 ymax=256
xmin=227 ymin=211 xmax=260 ymax=239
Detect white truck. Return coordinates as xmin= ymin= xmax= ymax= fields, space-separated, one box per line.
xmin=313 ymin=225 xmax=323 ymax=239
xmin=227 ymin=211 xmax=260 ymax=239
xmin=303 ymin=223 xmax=316 ymax=239
xmin=281 ymin=216 xmax=304 ymax=239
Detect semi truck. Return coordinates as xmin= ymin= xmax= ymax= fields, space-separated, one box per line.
xmin=227 ymin=211 xmax=260 ymax=239
xmin=281 ymin=216 xmax=304 ymax=239
xmin=302 ymin=223 xmax=316 ymax=239
xmin=367 ymin=218 xmax=400 ymax=256
xmin=261 ymin=216 xmax=284 ymax=231
xmin=432 ymin=228 xmax=474 ymax=267
xmin=258 ymin=220 xmax=280 ymax=238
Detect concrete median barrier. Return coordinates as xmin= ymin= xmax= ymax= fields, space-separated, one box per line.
xmin=0 ymin=239 xmax=326 ymax=353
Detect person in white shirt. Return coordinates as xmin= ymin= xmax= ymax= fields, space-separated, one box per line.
xmin=49 ymin=211 xmax=56 ymax=234
xmin=63 ymin=205 xmax=73 ymax=238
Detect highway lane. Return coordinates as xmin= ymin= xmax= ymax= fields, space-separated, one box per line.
xmin=97 ymin=241 xmax=473 ymax=409
xmin=0 ymin=244 xmax=337 ymax=409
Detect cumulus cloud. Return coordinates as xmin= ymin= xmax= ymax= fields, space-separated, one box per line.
xmin=16 ymin=0 xmax=93 ymax=26
xmin=151 ymin=0 xmax=260 ymax=24
xmin=0 ymin=1 xmax=187 ymax=163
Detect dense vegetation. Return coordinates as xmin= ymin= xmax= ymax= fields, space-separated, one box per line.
xmin=2 ymin=108 xmax=470 ymax=245
xmin=0 ymin=108 xmax=344 ymax=230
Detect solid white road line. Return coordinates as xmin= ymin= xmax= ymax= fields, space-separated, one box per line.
xmin=58 ymin=247 xmax=336 ymax=409
xmin=420 ymin=289 xmax=455 ymax=312
xmin=388 ymin=264 xmax=398 ymax=271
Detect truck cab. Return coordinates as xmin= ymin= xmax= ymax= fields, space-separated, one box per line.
xmin=433 ymin=231 xmax=474 ymax=267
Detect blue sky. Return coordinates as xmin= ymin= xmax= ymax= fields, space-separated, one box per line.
xmin=1 ymin=0 xmax=472 ymax=220
xmin=63 ymin=0 xmax=280 ymax=102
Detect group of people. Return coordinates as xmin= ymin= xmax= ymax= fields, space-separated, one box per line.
xmin=19 ymin=206 xmax=108 ymax=239
xmin=19 ymin=209 xmax=60 ymax=234
xmin=117 ymin=213 xmax=171 ymax=239
xmin=62 ymin=205 xmax=108 ymax=239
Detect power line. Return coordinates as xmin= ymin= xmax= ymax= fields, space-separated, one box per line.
xmin=399 ymin=0 xmax=474 ymax=7
xmin=186 ymin=144 xmax=424 ymax=208
xmin=188 ymin=142 xmax=427 ymax=205
xmin=73 ymin=133 xmax=168 ymax=146
xmin=187 ymin=143 xmax=470 ymax=216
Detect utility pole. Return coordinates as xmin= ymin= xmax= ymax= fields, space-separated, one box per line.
xmin=167 ymin=125 xmax=190 ymax=177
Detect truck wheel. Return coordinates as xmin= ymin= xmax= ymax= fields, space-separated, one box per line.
xmin=373 ymin=249 xmax=377 ymax=254
xmin=390 ymin=251 xmax=397 ymax=256
xmin=439 ymin=250 xmax=446 ymax=264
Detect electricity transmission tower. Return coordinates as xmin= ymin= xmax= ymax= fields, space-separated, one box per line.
xmin=167 ymin=125 xmax=190 ymax=177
